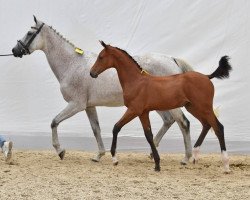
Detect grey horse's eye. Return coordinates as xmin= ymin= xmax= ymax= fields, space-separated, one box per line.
xmin=27 ymin=31 xmax=33 ymax=36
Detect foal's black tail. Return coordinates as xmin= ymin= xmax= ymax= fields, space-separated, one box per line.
xmin=208 ymin=56 xmax=232 ymax=79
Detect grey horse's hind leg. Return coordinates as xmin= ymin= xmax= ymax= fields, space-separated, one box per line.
xmin=51 ymin=102 xmax=82 ymax=160
xmin=154 ymin=109 xmax=192 ymax=164
xmin=154 ymin=111 xmax=175 ymax=147
xmin=150 ymin=111 xmax=174 ymax=160
xmin=169 ymin=108 xmax=192 ymax=165
xmin=85 ymin=107 xmax=106 ymax=162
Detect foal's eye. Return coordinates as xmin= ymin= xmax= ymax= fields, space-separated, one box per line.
xmin=99 ymin=56 xmax=103 ymax=60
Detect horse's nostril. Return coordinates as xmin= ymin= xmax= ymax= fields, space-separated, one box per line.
xmin=90 ymin=72 xmax=98 ymax=78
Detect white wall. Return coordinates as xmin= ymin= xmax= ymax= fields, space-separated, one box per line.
xmin=0 ymin=0 xmax=249 ymax=141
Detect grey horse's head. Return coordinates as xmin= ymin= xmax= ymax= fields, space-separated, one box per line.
xmin=12 ymin=16 xmax=45 ymax=58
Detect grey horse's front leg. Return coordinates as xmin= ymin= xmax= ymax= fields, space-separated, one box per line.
xmin=51 ymin=102 xmax=82 ymax=160
xmin=85 ymin=107 xmax=106 ymax=162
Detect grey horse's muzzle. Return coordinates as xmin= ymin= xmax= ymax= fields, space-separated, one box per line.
xmin=12 ymin=23 xmax=45 ymax=58
xmin=12 ymin=45 xmax=24 ymax=58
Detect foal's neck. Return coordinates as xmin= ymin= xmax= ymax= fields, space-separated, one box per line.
xmin=114 ymin=52 xmax=143 ymax=91
xmin=41 ymin=26 xmax=77 ymax=82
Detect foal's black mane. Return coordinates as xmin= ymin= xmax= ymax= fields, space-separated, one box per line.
xmin=115 ymin=47 xmax=142 ymax=71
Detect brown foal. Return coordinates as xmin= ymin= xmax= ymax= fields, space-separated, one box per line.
xmin=90 ymin=41 xmax=232 ymax=172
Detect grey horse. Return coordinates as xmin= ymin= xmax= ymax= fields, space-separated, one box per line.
xmin=12 ymin=16 xmax=193 ymax=164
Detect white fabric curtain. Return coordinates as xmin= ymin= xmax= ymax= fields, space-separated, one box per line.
xmin=0 ymin=0 xmax=249 ymax=141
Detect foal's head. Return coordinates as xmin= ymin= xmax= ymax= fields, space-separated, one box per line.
xmin=90 ymin=41 xmax=117 ymax=78
xmin=12 ymin=16 xmax=45 ymax=58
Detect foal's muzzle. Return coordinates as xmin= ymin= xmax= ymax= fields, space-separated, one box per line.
xmin=90 ymin=71 xmax=98 ymax=78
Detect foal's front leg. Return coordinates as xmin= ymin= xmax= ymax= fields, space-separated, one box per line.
xmin=111 ymin=109 xmax=137 ymax=165
xmin=139 ymin=112 xmax=161 ymax=171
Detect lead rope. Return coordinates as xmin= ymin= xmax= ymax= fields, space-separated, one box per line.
xmin=0 ymin=54 xmax=13 ymax=56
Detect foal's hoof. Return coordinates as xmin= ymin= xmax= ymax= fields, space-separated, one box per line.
xmin=223 ymin=169 xmax=232 ymax=174
xmin=113 ymin=161 xmax=119 ymax=166
xmin=112 ymin=156 xmax=119 ymax=166
xmin=59 ymin=149 xmax=66 ymax=160
xmin=154 ymin=166 xmax=161 ymax=172
xmin=223 ymin=165 xmax=231 ymax=174
xmin=192 ymin=158 xmax=197 ymax=164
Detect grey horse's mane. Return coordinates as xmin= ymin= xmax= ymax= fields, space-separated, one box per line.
xmin=48 ymin=25 xmax=76 ymax=48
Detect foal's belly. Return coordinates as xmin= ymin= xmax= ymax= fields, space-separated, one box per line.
xmin=144 ymin=85 xmax=189 ymax=111
xmin=91 ymin=93 xmax=125 ymax=107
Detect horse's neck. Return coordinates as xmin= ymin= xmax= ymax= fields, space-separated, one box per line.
xmin=115 ymin=57 xmax=142 ymax=91
xmin=42 ymin=28 xmax=77 ymax=82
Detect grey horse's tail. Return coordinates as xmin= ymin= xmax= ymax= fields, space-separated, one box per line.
xmin=172 ymin=57 xmax=194 ymax=73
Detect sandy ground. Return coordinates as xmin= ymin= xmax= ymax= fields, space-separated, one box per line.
xmin=0 ymin=151 xmax=249 ymax=200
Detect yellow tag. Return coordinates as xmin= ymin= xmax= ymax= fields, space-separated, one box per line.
xmin=141 ymin=69 xmax=150 ymax=75
xmin=75 ymin=48 xmax=84 ymax=55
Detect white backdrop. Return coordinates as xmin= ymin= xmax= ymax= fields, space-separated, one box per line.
xmin=0 ymin=0 xmax=249 ymax=142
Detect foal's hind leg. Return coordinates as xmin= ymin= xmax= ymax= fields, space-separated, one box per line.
xmin=86 ymin=107 xmax=106 ymax=162
xmin=208 ymin=117 xmax=230 ymax=173
xmin=51 ymin=102 xmax=82 ymax=160
xmin=192 ymin=123 xmax=211 ymax=164
xmin=185 ymin=104 xmax=212 ymax=164
xmin=186 ymin=104 xmax=230 ymax=172
xmin=139 ymin=112 xmax=161 ymax=171
xmin=197 ymin=111 xmax=230 ymax=172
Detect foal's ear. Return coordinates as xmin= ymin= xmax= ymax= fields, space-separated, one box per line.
xmin=99 ymin=40 xmax=107 ymax=48
xmin=33 ymin=15 xmax=37 ymax=24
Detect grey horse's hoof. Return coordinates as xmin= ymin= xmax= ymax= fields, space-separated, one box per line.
xmin=148 ymin=152 xmax=154 ymax=160
xmin=91 ymin=158 xmax=99 ymax=162
xmin=180 ymin=161 xmax=187 ymax=165
xmin=180 ymin=157 xmax=190 ymax=165
xmin=59 ymin=150 xmax=66 ymax=160
xmin=91 ymin=152 xmax=105 ymax=162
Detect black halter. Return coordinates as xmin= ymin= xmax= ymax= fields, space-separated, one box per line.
xmin=17 ymin=23 xmax=44 ymax=55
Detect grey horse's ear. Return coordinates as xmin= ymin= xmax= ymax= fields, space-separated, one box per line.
xmin=99 ymin=40 xmax=107 ymax=48
xmin=33 ymin=15 xmax=37 ymax=24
